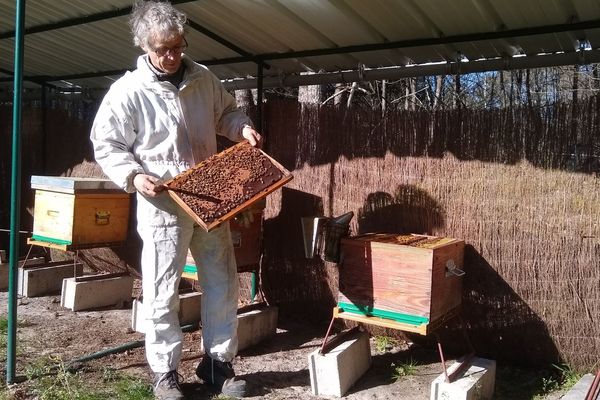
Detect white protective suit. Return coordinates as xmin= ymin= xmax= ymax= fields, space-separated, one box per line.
xmin=90 ymin=54 xmax=252 ymax=373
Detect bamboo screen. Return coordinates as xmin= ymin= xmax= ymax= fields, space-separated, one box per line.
xmin=260 ymin=97 xmax=600 ymax=369
xmin=1 ymin=96 xmax=599 ymax=368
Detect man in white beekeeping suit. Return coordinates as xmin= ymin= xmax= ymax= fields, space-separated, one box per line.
xmin=90 ymin=1 xmax=260 ymax=399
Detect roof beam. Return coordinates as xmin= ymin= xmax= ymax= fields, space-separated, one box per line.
xmin=222 ymin=49 xmax=600 ymax=90
xmin=0 ymin=1 xmax=266 ymax=67
xmin=186 ymin=18 xmax=269 ymax=68
xmin=0 ymin=0 xmax=198 ymax=40
xmin=2 ymin=19 xmax=600 ymax=85
xmin=255 ymin=18 xmax=600 ymax=61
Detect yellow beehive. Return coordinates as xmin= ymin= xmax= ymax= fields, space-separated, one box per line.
xmin=30 ymin=176 xmax=130 ymax=249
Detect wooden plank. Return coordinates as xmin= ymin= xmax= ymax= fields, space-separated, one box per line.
xmin=27 ymin=237 xmax=125 ymax=251
xmin=430 ymin=240 xmax=464 ymax=322
xmin=333 ymin=307 xmax=429 ymax=335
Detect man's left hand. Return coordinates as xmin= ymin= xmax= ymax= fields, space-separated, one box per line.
xmin=242 ymin=125 xmax=262 ymax=148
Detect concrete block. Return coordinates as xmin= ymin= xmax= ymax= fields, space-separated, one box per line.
xmin=0 ymin=257 xmax=46 ymax=291
xmin=131 ymin=291 xmax=202 ymax=333
xmin=179 ymin=291 xmax=202 ymax=326
xmin=308 ymin=330 xmax=371 ymax=397
xmin=18 ymin=261 xmax=83 ymax=297
xmin=430 ymin=357 xmax=496 ymax=400
xmin=61 ymin=273 xmax=133 ymax=311
xmin=237 ymin=305 xmax=278 ymax=351
xmin=561 ymin=373 xmax=596 ymax=400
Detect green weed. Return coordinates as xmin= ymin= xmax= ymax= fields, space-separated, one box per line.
xmin=0 ymin=317 xmax=7 ymax=361
xmin=495 ymin=363 xmax=583 ymax=400
xmin=374 ymin=335 xmax=398 ymax=352
xmin=391 ymin=359 xmax=418 ymax=380
xmin=23 ymin=358 xmax=153 ymax=400
xmin=0 ymin=317 xmax=29 ymax=361
xmin=102 ymin=368 xmax=153 ymax=400
xmin=542 ymin=363 xmax=582 ymax=393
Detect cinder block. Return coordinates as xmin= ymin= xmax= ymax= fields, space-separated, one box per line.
xmin=561 ymin=373 xmax=596 ymax=400
xmin=179 ymin=291 xmax=202 ymax=326
xmin=308 ymin=330 xmax=371 ymax=397
xmin=61 ymin=273 xmax=133 ymax=311
xmin=18 ymin=261 xmax=83 ymax=297
xmin=237 ymin=305 xmax=278 ymax=351
xmin=430 ymin=357 xmax=496 ymax=400
xmin=0 ymin=257 xmax=46 ymax=291
xmin=131 ymin=291 xmax=202 ymax=333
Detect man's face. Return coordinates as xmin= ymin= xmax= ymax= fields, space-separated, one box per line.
xmin=146 ymin=35 xmax=186 ymax=74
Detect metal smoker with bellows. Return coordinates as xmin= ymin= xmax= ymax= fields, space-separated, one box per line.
xmin=301 ymin=211 xmax=354 ymax=263
xmin=302 ymin=212 xmax=478 ymax=395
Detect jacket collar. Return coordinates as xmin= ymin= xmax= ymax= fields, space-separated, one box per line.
xmin=136 ymin=54 xmax=205 ymax=86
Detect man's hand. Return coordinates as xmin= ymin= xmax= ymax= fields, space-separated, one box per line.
xmin=242 ymin=125 xmax=262 ymax=148
xmin=133 ymin=173 xmax=164 ymax=197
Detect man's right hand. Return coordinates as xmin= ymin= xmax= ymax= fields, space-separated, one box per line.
xmin=133 ymin=173 xmax=164 ymax=197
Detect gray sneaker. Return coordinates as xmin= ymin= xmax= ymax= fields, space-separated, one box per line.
xmin=196 ymin=355 xmax=247 ymax=398
xmin=153 ymin=370 xmax=184 ymax=400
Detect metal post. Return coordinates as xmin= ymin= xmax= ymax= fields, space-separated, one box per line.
xmin=256 ymin=62 xmax=263 ymax=134
xmin=250 ymin=61 xmax=264 ymax=302
xmin=7 ymin=0 xmax=26 ymax=385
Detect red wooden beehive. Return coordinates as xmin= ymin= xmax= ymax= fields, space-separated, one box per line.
xmin=337 ymin=233 xmax=465 ymax=333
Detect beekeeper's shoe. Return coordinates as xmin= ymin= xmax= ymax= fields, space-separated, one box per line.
xmin=196 ymin=355 xmax=247 ymax=398
xmin=153 ymin=370 xmax=184 ymax=400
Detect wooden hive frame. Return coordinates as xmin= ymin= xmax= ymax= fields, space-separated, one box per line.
xmin=163 ymin=141 xmax=293 ymax=232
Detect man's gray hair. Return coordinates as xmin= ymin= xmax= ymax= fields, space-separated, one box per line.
xmin=130 ymin=1 xmax=187 ymax=50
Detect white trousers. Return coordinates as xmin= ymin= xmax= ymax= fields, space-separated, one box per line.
xmin=136 ymin=192 xmax=239 ymax=373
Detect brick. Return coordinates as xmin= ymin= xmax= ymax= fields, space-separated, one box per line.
xmin=430 ymin=357 xmax=496 ymax=400
xmin=0 ymin=257 xmax=46 ymax=291
xmin=237 ymin=305 xmax=278 ymax=351
xmin=308 ymin=330 xmax=371 ymax=397
xmin=18 ymin=261 xmax=83 ymax=297
xmin=61 ymin=273 xmax=133 ymax=311
xmin=131 ymin=291 xmax=202 ymax=333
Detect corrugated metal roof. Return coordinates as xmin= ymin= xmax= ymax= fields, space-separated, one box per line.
xmin=1 ymin=0 xmax=600 ymax=91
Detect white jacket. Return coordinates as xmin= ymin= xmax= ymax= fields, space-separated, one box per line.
xmin=91 ymin=55 xmax=252 ymax=193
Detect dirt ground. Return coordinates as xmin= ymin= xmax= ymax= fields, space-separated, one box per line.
xmin=1 ymin=284 xmax=567 ymax=400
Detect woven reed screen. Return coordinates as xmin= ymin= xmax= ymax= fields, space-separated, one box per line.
xmin=2 ymin=96 xmax=599 ymax=368
xmin=260 ymin=97 xmax=600 ymax=368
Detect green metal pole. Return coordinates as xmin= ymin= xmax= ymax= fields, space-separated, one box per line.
xmin=251 ymin=62 xmax=264 ymax=303
xmin=251 ymin=271 xmax=257 ymax=302
xmin=7 ymin=0 xmax=26 ymax=385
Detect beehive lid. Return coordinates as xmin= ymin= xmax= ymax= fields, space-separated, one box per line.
xmin=163 ymin=141 xmax=293 ymax=232
xmin=342 ymin=233 xmax=460 ymax=249
xmin=31 ymin=176 xmax=123 ymax=194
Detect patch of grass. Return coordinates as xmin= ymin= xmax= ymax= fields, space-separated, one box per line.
xmin=374 ymin=335 xmax=398 ymax=353
xmin=0 ymin=384 xmax=8 ymax=400
xmin=0 ymin=317 xmax=7 ymax=361
xmin=391 ymin=359 xmax=418 ymax=381
xmin=103 ymin=368 xmax=153 ymax=400
xmin=494 ymin=363 xmax=583 ymax=400
xmin=541 ymin=364 xmax=582 ymax=394
xmin=24 ymin=358 xmax=153 ymax=400
xmin=0 ymin=317 xmax=29 ymax=362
